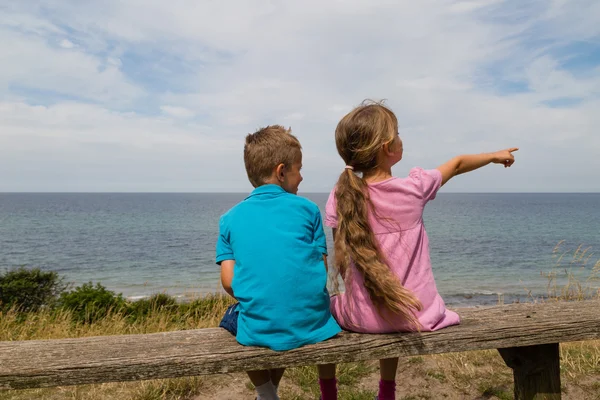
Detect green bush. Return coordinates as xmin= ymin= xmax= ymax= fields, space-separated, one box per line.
xmin=127 ymin=293 xmax=178 ymax=321
xmin=0 ymin=267 xmax=66 ymax=312
xmin=58 ymin=282 xmax=126 ymax=323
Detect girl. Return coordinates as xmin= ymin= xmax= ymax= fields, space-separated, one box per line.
xmin=325 ymin=101 xmax=517 ymax=400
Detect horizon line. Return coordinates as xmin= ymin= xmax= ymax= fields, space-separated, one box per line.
xmin=2 ymin=191 xmax=600 ymax=195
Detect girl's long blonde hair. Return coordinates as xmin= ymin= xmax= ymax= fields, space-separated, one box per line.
xmin=333 ymin=101 xmax=422 ymax=329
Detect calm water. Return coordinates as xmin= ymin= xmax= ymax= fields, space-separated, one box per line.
xmin=1 ymin=193 xmax=599 ymax=306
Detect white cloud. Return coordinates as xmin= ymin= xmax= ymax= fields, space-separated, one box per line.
xmin=0 ymin=102 xmax=244 ymax=191
xmin=160 ymin=105 xmax=196 ymax=118
xmin=59 ymin=39 xmax=75 ymax=48
xmin=0 ymin=1 xmax=599 ymax=191
xmin=525 ymin=56 xmax=600 ymax=100
xmin=0 ymin=28 xmax=142 ymax=105
xmin=449 ymin=0 xmax=504 ymax=13
xmin=283 ymin=112 xmax=305 ymax=121
xmin=107 ymin=57 xmax=122 ymax=67
xmin=1 ymin=11 xmax=64 ymax=35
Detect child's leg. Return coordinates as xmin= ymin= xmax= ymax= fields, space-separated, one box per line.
xmin=221 ymin=305 xmax=282 ymax=399
xmin=247 ymin=370 xmax=278 ymax=400
xmin=378 ymin=358 xmax=398 ymax=400
xmin=379 ymin=358 xmax=398 ymax=381
xmin=269 ymin=368 xmax=285 ymax=387
xmin=317 ymin=364 xmax=337 ymax=400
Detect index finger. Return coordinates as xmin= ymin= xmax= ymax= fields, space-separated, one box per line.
xmin=508 ymin=147 xmax=519 ymax=153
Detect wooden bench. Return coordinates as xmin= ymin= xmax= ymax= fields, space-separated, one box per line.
xmin=1 ymin=300 xmax=599 ymax=399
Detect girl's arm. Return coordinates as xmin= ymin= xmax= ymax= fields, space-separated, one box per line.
xmin=437 ymin=148 xmax=518 ymax=186
xmin=220 ymin=259 xmax=235 ymax=298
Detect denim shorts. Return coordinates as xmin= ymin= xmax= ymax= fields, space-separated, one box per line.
xmin=219 ymin=302 xmax=239 ymax=336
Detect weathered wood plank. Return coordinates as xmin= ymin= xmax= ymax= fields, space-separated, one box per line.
xmin=499 ymin=343 xmax=561 ymax=400
xmin=1 ymin=300 xmax=599 ymax=390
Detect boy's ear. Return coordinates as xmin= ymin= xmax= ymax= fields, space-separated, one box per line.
xmin=276 ymin=163 xmax=286 ymax=182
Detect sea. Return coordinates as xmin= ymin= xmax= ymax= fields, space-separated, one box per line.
xmin=1 ymin=193 xmax=599 ymax=307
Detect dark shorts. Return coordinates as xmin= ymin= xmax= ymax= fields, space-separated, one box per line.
xmin=219 ymin=302 xmax=239 ymax=336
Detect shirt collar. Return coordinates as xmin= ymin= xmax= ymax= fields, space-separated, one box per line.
xmin=246 ymin=184 xmax=287 ymax=198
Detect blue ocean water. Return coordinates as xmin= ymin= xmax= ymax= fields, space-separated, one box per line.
xmin=1 ymin=193 xmax=599 ymax=306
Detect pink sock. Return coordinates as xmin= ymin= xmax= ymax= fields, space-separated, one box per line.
xmin=319 ymin=378 xmax=337 ymax=400
xmin=378 ymin=379 xmax=396 ymax=400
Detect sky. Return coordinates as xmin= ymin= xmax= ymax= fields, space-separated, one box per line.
xmin=1 ymin=0 xmax=599 ymax=193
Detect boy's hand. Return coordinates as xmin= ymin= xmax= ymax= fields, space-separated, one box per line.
xmin=491 ymin=148 xmax=518 ymax=168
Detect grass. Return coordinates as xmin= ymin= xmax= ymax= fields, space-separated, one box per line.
xmin=0 ymin=378 xmax=208 ymax=400
xmin=541 ymin=241 xmax=600 ymax=302
xmin=479 ymin=385 xmax=513 ymax=400
xmin=425 ymin=370 xmax=446 ymax=383
xmin=1 ymin=242 xmax=600 ymax=399
xmin=0 ymin=293 xmax=235 ymax=342
xmin=281 ymin=362 xmax=376 ymax=399
xmin=134 ymin=377 xmax=206 ymax=400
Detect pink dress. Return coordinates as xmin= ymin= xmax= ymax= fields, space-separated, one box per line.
xmin=325 ymin=167 xmax=460 ymax=333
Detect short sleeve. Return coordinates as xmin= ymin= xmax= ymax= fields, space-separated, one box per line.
xmin=312 ymin=207 xmax=328 ymax=255
xmin=324 ymin=189 xmax=338 ymax=228
xmin=215 ymin=215 xmax=234 ymax=264
xmin=409 ymin=167 xmax=442 ymax=203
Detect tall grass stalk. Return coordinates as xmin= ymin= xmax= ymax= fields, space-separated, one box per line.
xmin=542 ymin=241 xmax=600 ymax=301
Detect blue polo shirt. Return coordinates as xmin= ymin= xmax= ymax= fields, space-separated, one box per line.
xmin=216 ymin=184 xmax=341 ymax=351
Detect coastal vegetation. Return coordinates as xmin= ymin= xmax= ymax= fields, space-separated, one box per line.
xmin=0 ymin=243 xmax=598 ymax=399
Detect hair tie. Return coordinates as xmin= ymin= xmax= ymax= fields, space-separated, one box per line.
xmin=345 ymin=165 xmax=354 ymax=171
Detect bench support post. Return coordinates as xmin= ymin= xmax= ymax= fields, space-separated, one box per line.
xmin=498 ymin=343 xmax=561 ymax=400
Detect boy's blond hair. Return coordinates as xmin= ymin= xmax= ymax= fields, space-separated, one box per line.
xmin=244 ymin=125 xmax=302 ymax=187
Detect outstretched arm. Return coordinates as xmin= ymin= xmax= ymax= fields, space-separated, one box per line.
xmin=437 ymin=148 xmax=518 ymax=186
xmin=220 ymin=259 xmax=235 ymax=298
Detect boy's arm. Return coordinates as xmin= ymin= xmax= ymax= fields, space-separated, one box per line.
xmin=220 ymin=260 xmax=235 ymax=298
xmin=437 ymin=148 xmax=518 ymax=186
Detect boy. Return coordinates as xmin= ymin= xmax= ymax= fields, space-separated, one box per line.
xmin=216 ymin=126 xmax=341 ymax=400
